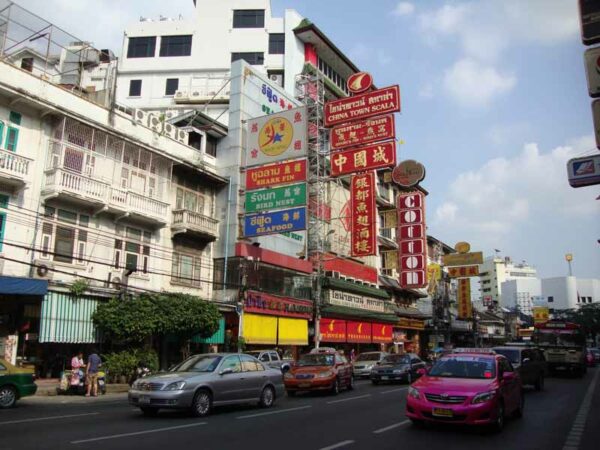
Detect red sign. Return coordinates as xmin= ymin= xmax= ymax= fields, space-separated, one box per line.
xmin=245 ymin=159 xmax=307 ymax=190
xmin=350 ymin=172 xmax=376 ymax=257
xmin=331 ymin=141 xmax=396 ymax=177
xmin=244 ymin=290 xmax=313 ymax=319
xmin=347 ymin=72 xmax=374 ymax=94
xmin=448 ymin=266 xmax=479 ymax=278
xmin=330 ymin=115 xmax=395 ymax=151
xmin=397 ymin=192 xmax=428 ymax=288
xmin=320 ymin=318 xmax=346 ymax=342
xmin=372 ymin=323 xmax=393 ymax=343
xmin=346 ymin=321 xmax=372 ymax=343
xmin=457 ymin=278 xmax=472 ymax=319
xmin=324 ymin=85 xmax=400 ymax=127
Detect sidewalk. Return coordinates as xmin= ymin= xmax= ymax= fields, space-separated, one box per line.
xmin=34 ymin=378 xmax=130 ymax=396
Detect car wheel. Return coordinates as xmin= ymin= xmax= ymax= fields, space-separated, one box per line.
xmin=514 ymin=391 xmax=524 ymax=419
xmin=140 ymin=407 xmax=159 ymax=417
xmin=191 ymin=389 xmax=212 ymax=417
xmin=259 ymin=386 xmax=275 ymax=408
xmin=286 ymin=390 xmax=296 ymax=397
xmin=0 ymin=386 xmax=16 ymax=409
xmin=331 ymin=378 xmax=340 ymax=395
xmin=535 ymin=374 xmax=544 ymax=391
xmin=491 ymin=403 xmax=505 ymax=433
xmin=348 ymin=375 xmax=355 ymax=390
xmin=372 ymin=380 xmax=379 ymax=385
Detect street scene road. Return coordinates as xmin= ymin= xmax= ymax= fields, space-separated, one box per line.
xmin=2 ymin=370 xmax=598 ymax=450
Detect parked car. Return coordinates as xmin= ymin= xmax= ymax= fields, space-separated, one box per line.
xmin=246 ymin=350 xmax=292 ymax=372
xmin=493 ymin=346 xmax=547 ymax=391
xmin=406 ymin=350 xmax=524 ymax=432
xmin=284 ymin=351 xmax=353 ymax=396
xmin=352 ymin=351 xmax=388 ymax=379
xmin=370 ymin=353 xmax=426 ymax=384
xmin=128 ymin=353 xmax=284 ymax=417
xmin=0 ymin=358 xmax=37 ymax=408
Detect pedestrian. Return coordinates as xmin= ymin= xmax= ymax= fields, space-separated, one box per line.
xmin=85 ymin=349 xmax=102 ymax=397
xmin=350 ymin=348 xmax=356 ymax=362
xmin=70 ymin=351 xmax=84 ymax=387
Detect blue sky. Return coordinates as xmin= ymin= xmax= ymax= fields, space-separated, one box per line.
xmin=20 ymin=0 xmax=600 ymax=279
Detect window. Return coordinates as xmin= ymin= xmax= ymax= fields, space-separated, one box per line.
xmin=129 ymin=80 xmax=142 ymax=97
xmin=240 ymin=354 xmax=259 ymax=372
xmin=175 ymin=187 xmax=205 ymax=213
xmin=0 ymin=362 xmax=6 ymax=371
xmin=233 ymin=10 xmax=264 ymax=28
xmin=41 ymin=207 xmax=89 ymax=264
xmin=114 ymin=226 xmax=151 ymax=273
xmin=269 ymin=33 xmax=285 ymax=54
xmin=548 ymin=296 xmax=554 ymax=303
xmin=20 ymin=57 xmax=34 ymax=72
xmin=220 ymin=355 xmax=242 ymax=373
xmin=9 ymin=112 xmax=21 ymax=125
xmin=165 ymin=78 xmax=179 ymax=96
xmin=0 ymin=195 xmax=6 ymax=252
xmin=205 ymin=135 xmax=217 ymax=157
xmin=269 ymin=352 xmax=279 ymax=362
xmin=127 ymin=36 xmax=156 ymax=58
xmin=231 ymin=52 xmax=264 ymax=66
xmin=159 ymin=35 xmax=192 ymax=57
xmin=171 ymin=251 xmax=204 ymax=288
xmin=317 ymin=57 xmax=348 ymax=95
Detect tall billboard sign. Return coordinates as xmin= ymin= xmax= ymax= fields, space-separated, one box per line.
xmin=244 ymin=207 xmax=307 ymax=237
xmin=397 ymin=191 xmax=427 ymax=288
xmin=457 ymin=278 xmax=473 ymax=319
xmin=324 ymin=85 xmax=401 ymax=127
xmin=350 ymin=172 xmax=377 ymax=257
xmin=579 ymin=0 xmax=600 ymax=45
xmin=330 ymin=141 xmax=396 ymax=176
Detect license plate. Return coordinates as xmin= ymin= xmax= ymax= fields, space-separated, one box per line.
xmin=381 ymin=376 xmax=389 ymax=380
xmin=432 ymin=408 xmax=453 ymax=417
xmin=299 ymin=383 xmax=311 ymax=388
xmin=138 ymin=395 xmax=150 ymax=405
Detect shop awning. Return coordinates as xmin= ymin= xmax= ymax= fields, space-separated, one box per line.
xmin=40 ymin=292 xmax=101 ymax=343
xmin=321 ymin=305 xmax=399 ymax=324
xmin=192 ymin=318 xmax=225 ymax=344
xmin=278 ymin=317 xmax=308 ymax=346
xmin=322 ymin=277 xmax=390 ymax=300
xmin=0 ymin=276 xmax=48 ymax=296
xmin=243 ymin=313 xmax=277 ymax=345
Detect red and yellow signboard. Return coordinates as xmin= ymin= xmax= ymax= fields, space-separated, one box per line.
xmin=397 ymin=192 xmax=428 ymax=288
xmin=448 ymin=265 xmax=480 ymax=278
xmin=372 ymin=323 xmax=393 ymax=343
xmin=244 ymin=290 xmax=313 ymax=319
xmin=347 ymin=72 xmax=374 ymax=94
xmin=533 ymin=307 xmax=549 ymax=324
xmin=245 ymin=159 xmax=307 ymax=190
xmin=457 ymin=278 xmax=473 ymax=319
xmin=346 ymin=321 xmax=372 ymax=343
xmin=319 ymin=318 xmax=346 ymax=342
xmin=350 ymin=172 xmax=377 ymax=257
xmin=330 ymin=115 xmax=395 ymax=151
xmin=324 ymin=85 xmax=401 ymax=127
xmin=331 ymin=141 xmax=396 ymax=177
xmin=397 ymin=318 xmax=426 ymax=331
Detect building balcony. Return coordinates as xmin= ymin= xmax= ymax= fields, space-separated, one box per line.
xmin=378 ymin=228 xmax=398 ymax=249
xmin=0 ymin=149 xmax=33 ymax=189
xmin=380 ymin=268 xmax=396 ymax=277
xmin=171 ymin=209 xmax=219 ymax=241
xmin=108 ymin=187 xmax=169 ymax=226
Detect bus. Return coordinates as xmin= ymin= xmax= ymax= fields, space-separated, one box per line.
xmin=533 ymin=321 xmax=587 ymax=377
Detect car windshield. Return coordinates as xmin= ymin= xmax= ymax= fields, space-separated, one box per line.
xmin=382 ymin=355 xmax=410 ymax=364
xmin=355 ymin=353 xmax=381 ymax=362
xmin=297 ymin=354 xmax=334 ymax=366
xmin=493 ymin=349 xmax=520 ymax=364
xmin=429 ymin=356 xmax=496 ymax=379
xmin=170 ymin=355 xmax=222 ymax=373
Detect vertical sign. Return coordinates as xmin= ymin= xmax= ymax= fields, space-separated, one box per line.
xmin=350 ymin=172 xmax=376 ymax=257
xmin=457 ymin=278 xmax=472 ymax=319
xmin=397 ymin=191 xmax=427 ymax=288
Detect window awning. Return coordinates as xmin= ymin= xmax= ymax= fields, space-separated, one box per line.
xmin=243 ymin=313 xmax=277 ymax=345
xmin=278 ymin=317 xmax=308 ymax=346
xmin=40 ymin=292 xmax=101 ymax=343
xmin=0 ymin=276 xmax=48 ymax=296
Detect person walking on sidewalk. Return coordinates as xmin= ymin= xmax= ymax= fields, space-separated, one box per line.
xmin=85 ymin=350 xmax=102 ymax=397
xmin=70 ymin=351 xmax=84 ymax=388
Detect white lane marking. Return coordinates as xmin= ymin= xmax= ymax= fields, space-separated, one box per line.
xmin=71 ymin=422 xmax=207 ymax=444
xmin=326 ymin=394 xmax=371 ymax=404
xmin=236 ymin=405 xmax=311 ymax=419
xmin=318 ymin=440 xmax=355 ymax=450
xmin=0 ymin=412 xmax=99 ymax=426
xmin=380 ymin=387 xmax=408 ymax=394
xmin=373 ymin=420 xmax=410 ymax=434
xmin=561 ymin=368 xmax=600 ymax=450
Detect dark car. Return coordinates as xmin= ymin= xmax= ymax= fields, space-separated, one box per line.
xmin=284 ymin=351 xmax=353 ymax=395
xmin=370 ymin=353 xmax=426 ymax=384
xmin=493 ymin=346 xmax=546 ymax=390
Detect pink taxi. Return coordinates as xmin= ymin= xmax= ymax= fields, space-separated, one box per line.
xmin=406 ymin=350 xmax=524 ymax=432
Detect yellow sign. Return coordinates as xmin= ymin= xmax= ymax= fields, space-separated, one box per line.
xmin=448 ymin=265 xmax=480 ymax=278
xmin=398 ymin=318 xmax=425 ymax=330
xmin=427 ymin=263 xmax=442 ymax=282
xmin=457 ymin=278 xmax=472 ymax=319
xmin=259 ymin=117 xmax=294 ymax=156
xmin=442 ymin=252 xmax=483 ymax=267
xmin=455 ymin=242 xmax=471 ymax=253
xmin=533 ymin=307 xmax=549 ymax=324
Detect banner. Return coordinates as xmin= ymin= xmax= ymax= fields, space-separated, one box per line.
xmin=244 ymin=207 xmax=307 ymax=237
xmin=397 ymin=192 xmax=428 ymax=288
xmin=372 ymin=323 xmax=393 ymax=343
xmin=350 ymin=172 xmax=377 ymax=257
xmin=327 ymin=290 xmax=386 ymax=313
xmin=457 ymin=278 xmax=473 ymax=319
xmin=331 ymin=141 xmax=396 ymax=177
xmin=533 ymin=306 xmax=549 ymax=324
xmin=330 ymin=115 xmax=395 ymax=150
xmin=246 ymin=106 xmax=307 ymax=167
xmin=319 ymin=318 xmax=346 ymax=342
xmin=324 ymin=85 xmax=401 ymax=127
xmin=244 ymin=290 xmax=313 ymax=319
xmin=245 ymin=159 xmax=307 ymax=190
xmin=245 ymin=183 xmax=307 ymax=213
xmin=346 ymin=321 xmax=372 ymax=343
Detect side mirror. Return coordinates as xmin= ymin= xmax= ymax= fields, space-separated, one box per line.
xmin=417 ymin=368 xmax=427 ymax=376
xmin=522 ymin=358 xmax=530 ymax=364
xmin=502 ymin=371 xmax=516 ymax=381
xmin=219 ymin=368 xmax=233 ymax=376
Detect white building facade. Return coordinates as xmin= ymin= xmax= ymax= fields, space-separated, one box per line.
xmin=479 ymin=256 xmax=537 ymax=306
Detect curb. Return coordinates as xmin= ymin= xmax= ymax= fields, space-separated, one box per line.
xmin=35 ymin=384 xmax=130 ymax=397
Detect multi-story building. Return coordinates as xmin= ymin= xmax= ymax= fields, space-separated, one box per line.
xmin=500 ymin=278 xmax=542 ymax=316
xmin=0 ymin=2 xmax=225 ymax=371
xmin=479 ymin=256 xmax=537 ymax=306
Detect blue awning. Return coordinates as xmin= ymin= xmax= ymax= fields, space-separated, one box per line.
xmin=0 ymin=276 xmax=48 ymax=296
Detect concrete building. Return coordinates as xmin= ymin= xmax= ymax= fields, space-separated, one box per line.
xmin=500 ymin=278 xmax=542 ymax=316
xmin=479 ymin=256 xmax=537 ymax=306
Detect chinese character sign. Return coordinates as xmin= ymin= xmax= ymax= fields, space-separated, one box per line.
xmin=330 ymin=115 xmax=395 ymax=150
xmin=246 ymin=106 xmax=307 ymax=167
xmin=457 ymin=278 xmax=473 ymax=319
xmin=245 ymin=159 xmax=307 ymax=190
xmin=397 ymin=191 xmax=428 ymax=288
xmin=350 ymin=172 xmax=376 ymax=257
xmin=324 ymin=85 xmax=400 ymax=127
xmin=448 ymin=265 xmax=480 ymax=278
xmin=330 ymin=141 xmax=396 ymax=177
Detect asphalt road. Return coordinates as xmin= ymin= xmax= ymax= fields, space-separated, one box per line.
xmin=1 ymin=368 xmax=599 ymax=450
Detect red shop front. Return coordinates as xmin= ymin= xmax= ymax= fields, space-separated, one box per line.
xmin=319 ymin=318 xmax=394 ymax=355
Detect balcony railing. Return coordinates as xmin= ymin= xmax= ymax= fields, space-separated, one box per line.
xmin=172 ymin=209 xmax=219 ymax=239
xmin=380 ymin=268 xmax=396 ymax=277
xmin=380 ymin=227 xmax=396 ymax=240
xmin=0 ymin=149 xmax=32 ymax=184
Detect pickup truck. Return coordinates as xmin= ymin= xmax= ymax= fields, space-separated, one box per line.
xmin=246 ymin=350 xmax=292 ymax=372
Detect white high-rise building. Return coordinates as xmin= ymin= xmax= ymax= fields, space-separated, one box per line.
xmin=479 ymin=256 xmax=537 ymax=306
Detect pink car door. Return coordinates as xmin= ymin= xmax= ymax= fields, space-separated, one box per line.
xmin=499 ymin=358 xmax=520 ymax=412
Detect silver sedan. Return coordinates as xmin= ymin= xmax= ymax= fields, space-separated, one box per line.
xmin=129 ymin=353 xmax=285 ymax=417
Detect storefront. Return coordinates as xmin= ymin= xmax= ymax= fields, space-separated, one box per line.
xmin=392 ymin=317 xmax=426 ymax=355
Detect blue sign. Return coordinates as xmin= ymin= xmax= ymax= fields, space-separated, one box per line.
xmin=244 ymin=207 xmax=307 ymax=237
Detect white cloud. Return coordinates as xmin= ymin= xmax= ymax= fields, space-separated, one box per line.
xmin=392 ymin=2 xmax=415 ymax=17
xmin=487 ymin=122 xmax=532 ymax=146
xmin=443 ymin=58 xmax=516 ymax=107
xmin=419 ymin=82 xmax=434 ymax=99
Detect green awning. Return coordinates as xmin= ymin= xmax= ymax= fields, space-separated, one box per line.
xmin=322 ymin=277 xmax=391 ymax=300
xmin=40 ymin=292 xmax=101 ymax=343
xmin=192 ymin=318 xmax=225 ymax=344
xmin=321 ymin=305 xmax=399 ymax=324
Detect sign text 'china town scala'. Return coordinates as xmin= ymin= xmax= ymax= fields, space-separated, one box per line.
xmin=324 ymin=85 xmax=400 ymax=127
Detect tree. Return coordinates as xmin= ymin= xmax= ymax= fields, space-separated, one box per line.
xmin=555 ymin=304 xmax=600 ymax=341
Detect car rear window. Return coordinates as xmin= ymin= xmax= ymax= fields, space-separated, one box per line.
xmin=429 ymin=356 xmax=496 ymax=379
xmin=382 ymin=354 xmax=410 ymax=364
xmin=493 ymin=349 xmax=520 ymax=364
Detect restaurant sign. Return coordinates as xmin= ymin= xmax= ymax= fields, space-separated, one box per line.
xmin=397 ymin=192 xmax=428 ymax=289
xmin=442 ymin=252 xmax=484 ymax=267
xmin=397 ymin=318 xmax=425 ymax=331
xmin=350 ymin=172 xmax=377 ymax=257
xmin=244 ymin=290 xmax=312 ymax=319
xmin=457 ymin=278 xmax=473 ymax=320
xmin=330 ymin=115 xmax=395 ymax=150
xmin=245 ymin=183 xmax=307 ymax=213
xmin=245 ymin=159 xmax=307 ymax=190
xmin=448 ymin=265 xmax=480 ymax=278
xmin=244 ymin=207 xmax=306 ymax=237
xmin=319 ymin=318 xmax=346 ymax=342
xmin=331 ymin=141 xmax=396 ymax=177
xmin=346 ymin=321 xmax=372 ymax=343
xmin=372 ymin=323 xmax=393 ymax=343
xmin=327 ymin=290 xmax=386 ymax=313
xmin=324 ymin=85 xmax=401 ymax=127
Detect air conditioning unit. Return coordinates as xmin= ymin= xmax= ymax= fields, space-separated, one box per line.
xmin=189 ymin=91 xmax=203 ymax=101
xmin=174 ymin=128 xmax=189 ymax=145
xmin=174 ymin=90 xmax=188 ymax=102
xmin=162 ymin=122 xmax=177 ymax=139
xmin=107 ymin=271 xmax=123 ymax=290
xmin=147 ymin=114 xmax=164 ymax=133
xmin=133 ymin=109 xmax=150 ymax=126
xmin=33 ymin=260 xmax=54 ymax=280
xmin=269 ymin=73 xmax=283 ymax=87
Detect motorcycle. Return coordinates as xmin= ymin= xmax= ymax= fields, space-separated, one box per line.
xmin=58 ymin=369 xmax=107 ymax=395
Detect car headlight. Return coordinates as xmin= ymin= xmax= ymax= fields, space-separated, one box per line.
xmin=408 ymin=386 xmax=420 ymax=399
xmin=284 ymin=372 xmax=294 ymax=379
xmin=365 ymin=364 xmax=374 ymax=370
xmin=163 ymin=381 xmax=186 ymax=391
xmin=316 ymin=370 xmax=334 ymax=378
xmin=472 ymin=390 xmax=496 ymax=404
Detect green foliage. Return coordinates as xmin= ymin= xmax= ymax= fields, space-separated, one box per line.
xmin=69 ymin=279 xmax=89 ymax=297
xmin=556 ymin=303 xmax=600 ymax=337
xmin=102 ymin=349 xmax=159 ymax=381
